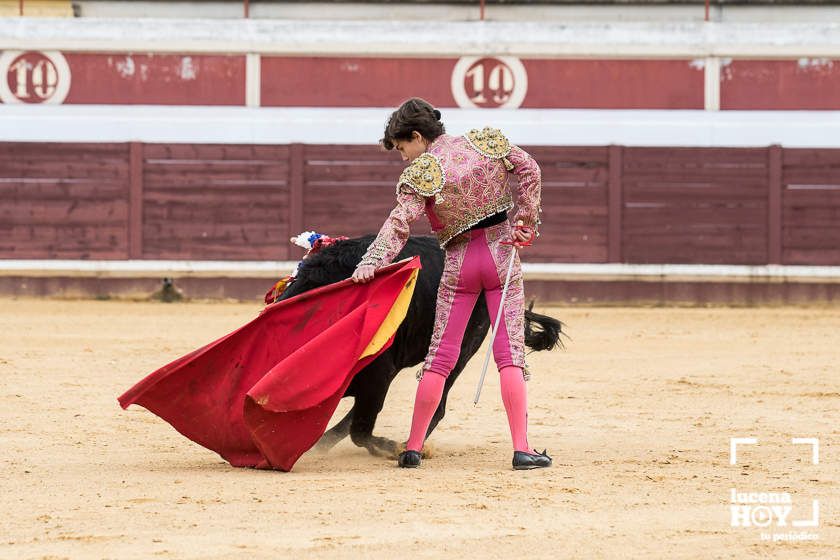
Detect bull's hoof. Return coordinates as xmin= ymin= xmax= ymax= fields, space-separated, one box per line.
xmin=361 ymin=436 xmax=399 ymax=457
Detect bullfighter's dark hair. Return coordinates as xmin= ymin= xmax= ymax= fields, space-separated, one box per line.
xmin=381 ymin=97 xmax=445 ymax=150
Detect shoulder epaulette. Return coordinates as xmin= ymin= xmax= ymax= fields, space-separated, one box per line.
xmin=465 ymin=127 xmax=512 ymax=159
xmin=397 ymin=153 xmax=445 ymax=197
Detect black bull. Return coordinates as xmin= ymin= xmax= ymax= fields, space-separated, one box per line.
xmin=276 ymin=235 xmax=563 ymax=457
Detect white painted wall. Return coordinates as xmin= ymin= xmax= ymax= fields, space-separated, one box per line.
xmin=2 ymin=18 xmax=840 ymax=57
xmin=3 ymin=105 xmax=840 ymax=147
xmin=3 ymin=17 xmax=840 ymax=146
xmin=4 ymin=259 xmax=840 ymax=282
xmin=71 ymin=2 xmax=840 ymax=24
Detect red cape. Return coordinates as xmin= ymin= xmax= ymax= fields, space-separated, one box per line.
xmin=118 ymin=257 xmax=421 ymax=472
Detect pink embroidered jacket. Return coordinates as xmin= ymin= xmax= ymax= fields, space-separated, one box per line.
xmin=359 ymin=128 xmax=542 ymax=268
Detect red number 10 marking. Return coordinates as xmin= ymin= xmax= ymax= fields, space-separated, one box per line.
xmin=7 ymin=53 xmax=60 ymax=103
xmin=464 ymin=58 xmax=515 ymax=108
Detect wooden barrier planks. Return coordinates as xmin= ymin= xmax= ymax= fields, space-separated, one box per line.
xmin=0 ymin=142 xmax=129 ymax=259
xmin=782 ymin=149 xmax=840 ymax=265
xmin=299 ymin=144 xmax=610 ymax=263
xmin=622 ymin=147 xmax=770 ymax=264
xmin=141 ymin=143 xmax=291 ymax=260
xmin=521 ymin=146 xmax=610 ymax=263
xmin=2 ymin=141 xmax=840 ymax=267
xmin=300 ymin=144 xmax=426 ymax=238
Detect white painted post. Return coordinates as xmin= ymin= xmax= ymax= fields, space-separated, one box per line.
xmin=246 ymin=53 xmax=261 ymax=108
xmin=704 ymin=56 xmax=721 ymax=111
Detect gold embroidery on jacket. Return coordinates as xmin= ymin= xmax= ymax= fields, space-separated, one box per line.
xmin=465 ymin=127 xmax=515 ymax=171
xmin=436 ymin=193 xmax=514 ymax=247
xmin=397 ymin=153 xmax=445 ymax=197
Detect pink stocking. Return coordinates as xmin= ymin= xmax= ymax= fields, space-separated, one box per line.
xmin=500 ymin=365 xmax=530 ymax=452
xmin=405 ymin=371 xmax=446 ymax=452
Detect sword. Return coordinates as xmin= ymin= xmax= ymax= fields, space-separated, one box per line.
xmin=473 ymin=225 xmax=533 ymax=406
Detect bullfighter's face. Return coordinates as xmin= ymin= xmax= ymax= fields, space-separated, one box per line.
xmin=393 ymin=131 xmax=429 ymax=162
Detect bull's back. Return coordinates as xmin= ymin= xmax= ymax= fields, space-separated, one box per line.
xmin=277 ymin=235 xmax=444 ymax=302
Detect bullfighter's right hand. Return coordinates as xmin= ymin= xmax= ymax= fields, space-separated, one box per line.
xmin=512 ymin=219 xmax=534 ymax=247
xmin=352 ymin=264 xmax=376 ymax=284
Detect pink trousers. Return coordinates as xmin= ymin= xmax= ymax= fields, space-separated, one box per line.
xmin=406 ymin=221 xmax=531 ymax=453
xmin=422 ymin=221 xmax=525 ymax=378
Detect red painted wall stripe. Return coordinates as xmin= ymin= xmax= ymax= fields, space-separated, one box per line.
xmin=260 ymin=56 xmax=456 ymax=108
xmin=520 ymin=59 xmax=704 ymax=109
xmin=721 ymin=59 xmax=840 ymax=110
xmin=7 ymin=52 xmax=840 ymax=110
xmin=64 ymin=53 xmax=246 ymax=105
xmin=260 ymin=56 xmax=705 ymax=109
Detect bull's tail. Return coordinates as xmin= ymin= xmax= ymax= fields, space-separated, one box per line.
xmin=524 ymin=301 xmax=565 ymax=352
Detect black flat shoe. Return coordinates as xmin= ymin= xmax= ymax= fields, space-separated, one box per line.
xmin=512 ymin=449 xmax=552 ymax=470
xmin=398 ymin=450 xmax=422 ymax=468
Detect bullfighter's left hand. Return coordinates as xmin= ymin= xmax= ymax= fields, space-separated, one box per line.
xmin=352 ymin=264 xmax=376 ymax=284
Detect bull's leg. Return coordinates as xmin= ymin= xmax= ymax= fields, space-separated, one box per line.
xmin=349 ymin=365 xmax=400 ymax=458
xmin=314 ymin=407 xmax=354 ymax=453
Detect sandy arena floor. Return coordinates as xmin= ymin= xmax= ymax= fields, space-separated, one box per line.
xmin=0 ymin=299 xmax=838 ymax=559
